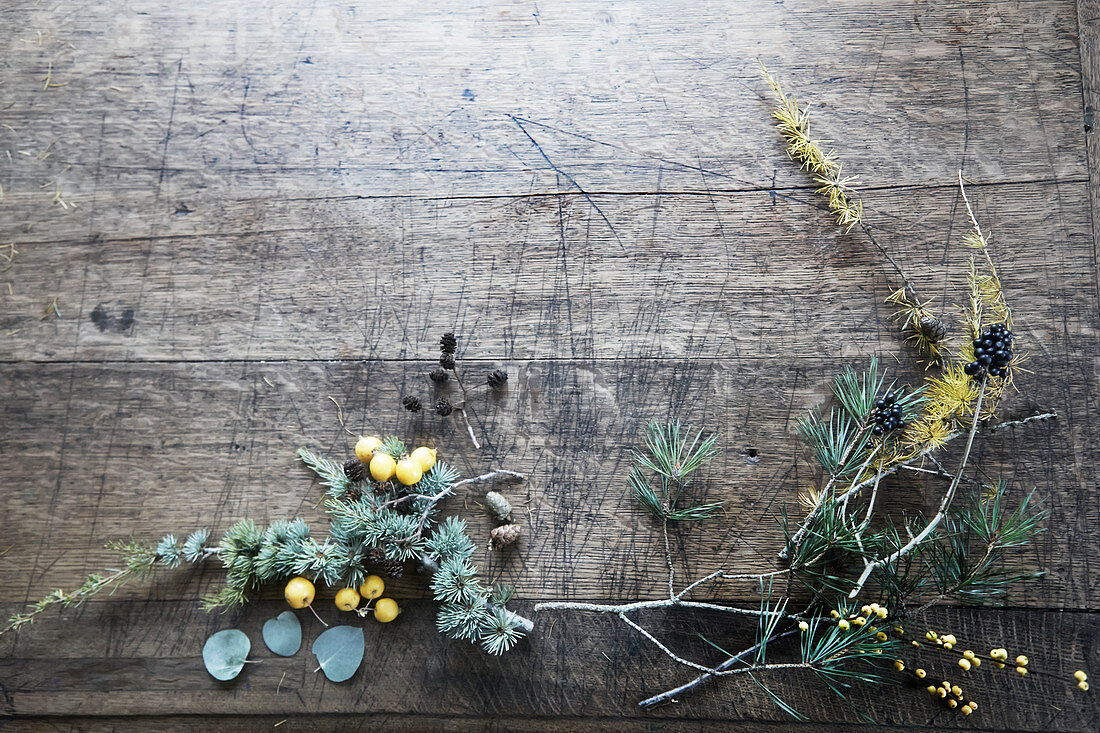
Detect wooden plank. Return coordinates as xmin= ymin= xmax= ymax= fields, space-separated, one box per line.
xmin=1 ymin=603 xmax=1095 ymax=730
xmin=0 ymin=181 xmax=1094 ymax=362
xmin=0 ymin=716 xmax=969 ymax=733
xmin=0 ymin=359 xmax=1093 ymax=607
xmin=1080 ymin=0 xmax=1100 ymax=287
xmin=0 ymin=1 xmax=1086 ymax=241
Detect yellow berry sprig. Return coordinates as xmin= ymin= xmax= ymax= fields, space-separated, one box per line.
xmin=356 ymin=434 xmax=437 ymax=485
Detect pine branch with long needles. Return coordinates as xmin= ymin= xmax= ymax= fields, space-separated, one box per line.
xmin=536 ymin=130 xmax=1070 ymax=713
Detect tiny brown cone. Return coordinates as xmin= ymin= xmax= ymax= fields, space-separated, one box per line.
xmin=490 ymin=523 xmax=521 ymax=550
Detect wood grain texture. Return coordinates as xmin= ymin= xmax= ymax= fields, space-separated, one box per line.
xmin=1080 ymin=0 xmax=1100 ymax=288
xmin=0 ymin=1 xmax=1086 ymax=244
xmin=0 ymin=181 xmax=1095 ymax=362
xmin=0 ymin=359 xmax=1093 ymax=606
xmin=0 ymin=718 xmax=1010 ymax=733
xmin=1 ymin=603 xmax=1096 ymax=730
xmin=0 ymin=0 xmax=1096 ymax=730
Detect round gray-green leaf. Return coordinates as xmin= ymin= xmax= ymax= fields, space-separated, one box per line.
xmin=203 ymin=629 xmax=251 ymax=681
xmin=262 ymin=611 xmax=302 ymax=656
xmin=311 ymin=625 xmax=364 ymax=682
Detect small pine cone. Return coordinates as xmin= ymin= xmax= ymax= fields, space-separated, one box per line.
xmin=489 ymin=523 xmax=521 ymax=550
xmin=366 ymin=547 xmax=386 ymax=566
xmin=383 ymin=559 xmax=405 ymax=579
xmin=429 ymin=368 xmax=449 ymax=384
xmin=917 ymin=315 xmax=948 ymax=343
xmin=402 ymin=395 xmax=422 ymax=412
xmin=439 ymin=353 xmax=456 ymax=370
xmin=343 ymin=458 xmax=366 ymax=483
xmin=372 ymin=481 xmax=389 ymax=496
xmin=487 ymin=369 xmax=508 ymax=390
xmin=435 ymin=398 xmax=453 ymax=417
xmin=485 ymin=490 xmax=513 ymax=522
xmin=440 ymin=332 xmax=458 ymax=355
xmin=344 ymin=485 xmax=363 ymax=502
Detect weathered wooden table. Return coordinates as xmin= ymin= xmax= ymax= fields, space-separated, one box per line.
xmin=1 ymin=1 xmax=1097 ymax=730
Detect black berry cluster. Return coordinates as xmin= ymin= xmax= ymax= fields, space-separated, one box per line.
xmin=963 ymin=323 xmax=1013 ymax=379
xmin=871 ymin=392 xmax=905 ymax=436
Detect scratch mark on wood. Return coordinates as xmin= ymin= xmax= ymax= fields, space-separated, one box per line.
xmin=507 ymin=114 xmax=624 ymax=248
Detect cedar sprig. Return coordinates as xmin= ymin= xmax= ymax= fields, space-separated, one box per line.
xmin=437 ymin=598 xmax=491 ymax=641
xmin=298 ymin=446 xmax=353 ymax=500
xmin=7 ymin=441 xmax=530 ymax=655
xmin=480 ymin=606 xmax=525 ymax=655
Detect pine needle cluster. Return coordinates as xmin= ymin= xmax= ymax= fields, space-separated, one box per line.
xmin=629 ymin=421 xmax=723 ymax=521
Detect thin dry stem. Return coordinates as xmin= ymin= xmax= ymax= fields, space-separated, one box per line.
xmin=849 ymin=378 xmax=988 ymax=597
xmin=638 ymin=628 xmax=801 ymax=708
xmin=619 ymin=612 xmax=810 ymax=678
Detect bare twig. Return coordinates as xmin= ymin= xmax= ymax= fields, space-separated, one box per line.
xmin=638 ymin=628 xmax=801 ymax=708
xmin=399 ymin=469 xmax=523 ymax=543
xmin=451 ymin=368 xmax=482 ymax=449
xmin=838 ymin=444 xmax=881 ymax=522
xmin=452 ymin=469 xmax=524 ymax=490
xmin=958 ymin=171 xmax=986 ymax=242
xmin=619 ymin=613 xmax=810 ymax=678
xmin=663 ymin=519 xmax=675 ymax=599
xmin=458 ymin=408 xmax=480 ymax=449
xmin=849 ymin=379 xmax=988 ymax=597
xmin=858 ymin=221 xmax=918 ymax=300
xmin=533 ymin=597 xmax=782 ymax=618
xmin=535 ymin=567 xmax=791 ymax=617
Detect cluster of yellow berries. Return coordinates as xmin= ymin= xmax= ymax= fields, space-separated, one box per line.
xmin=924 ymin=629 xmax=959 ymax=650
xmin=1074 ymin=670 xmax=1089 ymax=691
xmin=956 ymin=649 xmax=982 ymax=671
xmin=828 ymin=602 xmax=889 ymax=632
xmin=986 ymin=647 xmax=1029 ymax=675
xmin=355 ymin=435 xmax=437 ymax=486
xmin=282 ymin=574 xmax=401 ymax=624
xmin=924 ymin=676 xmax=978 ymax=715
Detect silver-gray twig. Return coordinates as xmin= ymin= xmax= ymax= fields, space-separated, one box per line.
xmin=849 ymin=378 xmax=988 ymax=597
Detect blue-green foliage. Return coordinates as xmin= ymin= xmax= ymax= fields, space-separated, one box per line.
xmin=183 ymin=445 xmax=525 ymax=654
xmin=155 ymin=534 xmax=182 ymax=568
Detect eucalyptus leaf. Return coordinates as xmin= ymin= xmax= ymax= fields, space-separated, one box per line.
xmin=311 ymin=625 xmax=364 ymax=682
xmin=203 ymin=629 xmax=251 ymax=681
xmin=262 ymin=610 xmax=302 ymax=656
